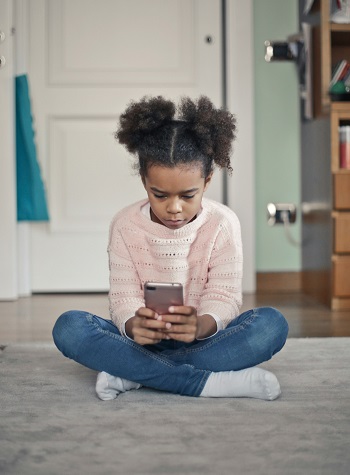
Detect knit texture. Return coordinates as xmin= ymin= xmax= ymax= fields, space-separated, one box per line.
xmin=108 ymin=198 xmax=243 ymax=331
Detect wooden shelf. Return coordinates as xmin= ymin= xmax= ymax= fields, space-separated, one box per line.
xmin=332 ymin=297 xmax=350 ymax=310
xmin=311 ymin=1 xmax=350 ymax=309
xmin=333 ymin=212 xmax=350 ymax=253
xmin=330 ymin=106 xmax=350 ymax=172
xmin=334 ymin=173 xmax=350 ymax=208
xmin=332 ymin=255 xmax=350 ymax=296
xmin=314 ymin=1 xmax=350 ymax=116
xmin=331 ymin=23 xmax=350 ymax=32
xmin=335 ymin=168 xmax=350 ymax=174
xmin=331 ymin=102 xmax=350 ymax=112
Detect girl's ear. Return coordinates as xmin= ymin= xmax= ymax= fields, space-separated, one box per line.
xmin=204 ymin=172 xmax=213 ymax=191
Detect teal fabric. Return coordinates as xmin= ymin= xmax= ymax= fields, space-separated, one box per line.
xmin=16 ymin=74 xmax=49 ymax=221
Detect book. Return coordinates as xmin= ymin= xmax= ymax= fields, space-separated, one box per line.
xmin=338 ymin=62 xmax=350 ymax=81
xmin=330 ymin=59 xmax=349 ymax=87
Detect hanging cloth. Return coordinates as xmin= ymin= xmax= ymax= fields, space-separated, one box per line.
xmin=15 ymin=74 xmax=49 ymax=221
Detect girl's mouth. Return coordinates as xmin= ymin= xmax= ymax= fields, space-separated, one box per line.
xmin=164 ymin=219 xmax=185 ymax=228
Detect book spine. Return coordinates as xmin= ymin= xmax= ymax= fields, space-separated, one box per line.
xmin=330 ymin=60 xmax=348 ymax=87
xmin=339 ymin=62 xmax=350 ymax=81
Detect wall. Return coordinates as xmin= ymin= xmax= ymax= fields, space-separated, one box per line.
xmin=253 ymin=0 xmax=301 ymax=272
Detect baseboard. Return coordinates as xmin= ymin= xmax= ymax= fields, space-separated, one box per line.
xmin=332 ymin=297 xmax=350 ymax=310
xmin=256 ymin=272 xmax=302 ymax=293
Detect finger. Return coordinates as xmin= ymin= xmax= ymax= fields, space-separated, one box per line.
xmin=168 ymin=305 xmax=195 ymax=316
xmin=164 ymin=324 xmax=196 ymax=334
xmin=134 ymin=327 xmax=169 ymax=341
xmin=136 ymin=307 xmax=159 ymax=319
xmin=140 ymin=318 xmax=172 ymax=331
xmin=166 ymin=332 xmax=195 ymax=343
xmin=158 ymin=314 xmax=196 ymax=325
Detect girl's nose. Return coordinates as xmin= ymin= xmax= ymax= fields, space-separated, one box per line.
xmin=167 ymin=199 xmax=182 ymax=214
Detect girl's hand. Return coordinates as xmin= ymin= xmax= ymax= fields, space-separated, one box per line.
xmin=159 ymin=307 xmax=218 ymax=342
xmin=125 ymin=307 xmax=171 ymax=345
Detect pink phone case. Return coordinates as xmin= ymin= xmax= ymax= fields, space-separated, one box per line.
xmin=144 ymin=282 xmax=184 ymax=314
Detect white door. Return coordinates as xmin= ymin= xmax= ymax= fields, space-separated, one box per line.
xmin=28 ymin=0 xmax=223 ymax=291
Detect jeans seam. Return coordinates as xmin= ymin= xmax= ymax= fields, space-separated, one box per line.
xmin=86 ymin=313 xmax=178 ymax=369
xmin=164 ymin=310 xmax=258 ymax=358
xmin=194 ymin=371 xmax=211 ymax=397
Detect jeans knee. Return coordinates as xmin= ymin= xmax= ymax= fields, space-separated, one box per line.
xmin=52 ymin=310 xmax=88 ymax=357
xmin=255 ymin=307 xmax=289 ymax=354
xmin=272 ymin=307 xmax=289 ymax=343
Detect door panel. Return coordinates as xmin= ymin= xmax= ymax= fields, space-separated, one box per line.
xmin=28 ymin=0 xmax=222 ymax=291
xmin=49 ymin=116 xmax=145 ymax=233
xmin=48 ymin=0 xmax=195 ymax=86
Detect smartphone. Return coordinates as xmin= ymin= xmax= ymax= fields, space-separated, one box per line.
xmin=144 ymin=282 xmax=184 ymax=314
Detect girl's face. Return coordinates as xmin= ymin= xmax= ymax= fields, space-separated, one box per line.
xmin=142 ymin=164 xmax=212 ymax=229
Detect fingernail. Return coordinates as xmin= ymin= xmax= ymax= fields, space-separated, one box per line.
xmin=157 ymin=315 xmax=162 ymax=321
xmin=166 ymin=322 xmax=172 ymax=329
xmin=168 ymin=307 xmax=174 ymax=313
xmin=166 ymin=336 xmax=171 ymax=340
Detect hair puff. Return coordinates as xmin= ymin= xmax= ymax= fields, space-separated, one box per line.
xmin=179 ymin=96 xmax=236 ymax=173
xmin=116 ymin=96 xmax=175 ymax=154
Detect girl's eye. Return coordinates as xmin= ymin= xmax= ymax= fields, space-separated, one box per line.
xmin=153 ymin=193 xmax=194 ymax=199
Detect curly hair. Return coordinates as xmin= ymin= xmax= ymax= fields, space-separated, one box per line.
xmin=115 ymin=95 xmax=236 ymax=178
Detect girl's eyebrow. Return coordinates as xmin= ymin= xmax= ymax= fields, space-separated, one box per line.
xmin=150 ymin=187 xmax=199 ymax=194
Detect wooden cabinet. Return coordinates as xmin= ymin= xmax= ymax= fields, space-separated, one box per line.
xmin=333 ymin=212 xmax=350 ymax=252
xmin=333 ymin=172 xmax=350 ymax=209
xmin=310 ymin=0 xmax=350 ymax=309
xmin=330 ymin=106 xmax=350 ymax=308
xmin=333 ymin=256 xmax=350 ymax=308
xmin=314 ymin=1 xmax=350 ymax=116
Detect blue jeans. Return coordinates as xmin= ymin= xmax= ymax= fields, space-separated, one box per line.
xmin=52 ymin=307 xmax=288 ymax=397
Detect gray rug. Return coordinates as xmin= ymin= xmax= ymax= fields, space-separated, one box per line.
xmin=0 ymin=338 xmax=349 ymax=475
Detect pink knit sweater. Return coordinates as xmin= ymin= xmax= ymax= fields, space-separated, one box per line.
xmin=108 ymin=197 xmax=243 ymax=332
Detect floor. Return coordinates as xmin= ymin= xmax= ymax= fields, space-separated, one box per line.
xmin=1 ymin=292 xmax=350 ymax=343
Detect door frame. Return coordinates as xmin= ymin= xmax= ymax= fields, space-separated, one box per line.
xmin=2 ymin=0 xmax=255 ymax=299
xmin=0 ymin=0 xmax=17 ymax=300
xmin=226 ymin=0 xmax=255 ymax=293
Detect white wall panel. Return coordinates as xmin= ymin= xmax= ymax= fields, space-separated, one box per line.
xmin=49 ymin=116 xmax=146 ymax=233
xmin=48 ymin=0 xmax=195 ymax=85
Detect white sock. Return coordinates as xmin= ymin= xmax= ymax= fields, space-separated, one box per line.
xmin=96 ymin=371 xmax=142 ymax=401
xmin=200 ymin=367 xmax=281 ymax=401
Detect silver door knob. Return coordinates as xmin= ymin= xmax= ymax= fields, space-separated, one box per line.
xmin=0 ymin=56 xmax=6 ymax=68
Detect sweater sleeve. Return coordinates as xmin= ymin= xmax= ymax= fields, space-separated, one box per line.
xmin=108 ymin=219 xmax=144 ymax=333
xmin=197 ymin=212 xmax=243 ymax=327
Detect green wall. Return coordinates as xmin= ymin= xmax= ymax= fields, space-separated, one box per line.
xmin=254 ymin=0 xmax=301 ymax=271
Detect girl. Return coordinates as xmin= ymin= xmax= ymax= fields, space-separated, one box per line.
xmin=53 ymin=96 xmax=288 ymax=401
